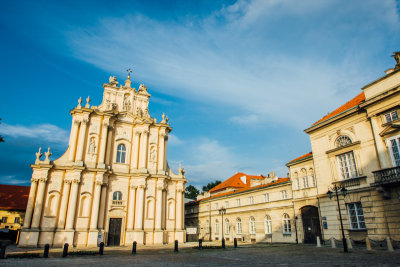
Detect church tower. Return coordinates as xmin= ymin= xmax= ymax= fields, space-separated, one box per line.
xmin=19 ymin=73 xmax=187 ymax=247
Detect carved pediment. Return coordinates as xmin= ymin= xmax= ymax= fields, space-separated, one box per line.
xmin=379 ymin=122 xmax=400 ymax=137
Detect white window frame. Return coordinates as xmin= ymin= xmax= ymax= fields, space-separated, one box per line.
xmin=249 ymin=196 xmax=254 ymax=205
xmin=236 ymin=199 xmax=241 ymax=207
xmin=281 ymin=190 xmax=287 ymax=200
xmin=116 ymin=144 xmax=126 ymax=163
xmin=347 ymin=202 xmax=366 ymax=230
xmin=215 ymin=203 xmax=219 ymax=210
xmin=303 ymin=176 xmax=309 ymax=188
xmin=225 ymin=219 xmax=230 ymax=235
xmin=264 ymin=215 xmax=272 ymax=234
xmin=386 ymin=134 xmax=400 ymax=167
xmin=249 ymin=217 xmax=256 ymax=234
xmin=236 ymin=219 xmax=242 ymax=234
xmin=215 ymin=220 xmax=219 ymax=234
xmin=384 ymin=110 xmax=399 ymax=123
xmin=264 ymin=193 xmax=269 ymax=203
xmin=205 ymin=220 xmax=210 ymax=233
xmin=225 ymin=201 xmax=229 ymax=208
xmin=282 ymin=214 xmax=291 ymax=234
xmin=336 ymin=151 xmax=358 ymax=179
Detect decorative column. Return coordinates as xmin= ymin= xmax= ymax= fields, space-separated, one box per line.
xmin=31 ymin=177 xmax=48 ymax=229
xmin=164 ymin=134 xmax=168 ymax=172
xmin=126 ymin=184 xmax=137 ymax=230
xmin=87 ymin=173 xmax=104 ymax=246
xmin=176 ymin=185 xmax=183 ymax=230
xmin=155 ymin=179 xmax=165 ymax=230
xmin=139 ymin=130 xmax=149 ymax=170
xmin=133 ymin=180 xmax=146 ymax=244
xmin=98 ymin=177 xmax=108 ymax=230
xmin=75 ymin=119 xmax=89 ymax=164
xmin=132 ymin=131 xmax=141 ymax=169
xmin=105 ymin=125 xmax=114 ymax=165
xmin=65 ymin=174 xmax=81 ymax=230
xmin=370 ymin=116 xmax=391 ymax=168
xmin=98 ymin=120 xmax=109 ymax=168
xmin=23 ymin=178 xmax=38 ymax=228
xmin=57 ymin=180 xmax=71 ymax=229
xmin=68 ymin=119 xmax=80 ymax=162
xmin=157 ymin=132 xmax=166 ymax=173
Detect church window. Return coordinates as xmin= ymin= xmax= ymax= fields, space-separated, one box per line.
xmin=282 ymin=214 xmax=291 ymax=234
xmin=116 ymin=144 xmax=126 ymax=163
xmin=113 ymin=191 xmax=122 ymax=201
xmin=249 ymin=217 xmax=256 ymax=234
xmin=264 ymin=215 xmax=272 ymax=234
xmin=335 ymin=135 xmax=352 ymax=148
xmin=236 ymin=218 xmax=242 ymax=234
xmin=337 ymin=151 xmax=358 ymax=179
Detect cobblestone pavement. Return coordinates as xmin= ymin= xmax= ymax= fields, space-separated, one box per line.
xmin=1 ymin=242 xmax=400 ymax=267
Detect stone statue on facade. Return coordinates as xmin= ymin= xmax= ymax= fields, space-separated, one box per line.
xmin=88 ymin=138 xmax=96 ymax=154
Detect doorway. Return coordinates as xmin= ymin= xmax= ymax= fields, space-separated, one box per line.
xmin=107 ymin=218 xmax=122 ymax=246
xmin=301 ymin=206 xmax=321 ymax=244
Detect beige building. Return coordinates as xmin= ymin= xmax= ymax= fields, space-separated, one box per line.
xmin=186 ymin=172 xmax=296 ymax=243
xmin=19 ymin=73 xmax=187 ymax=247
xmin=303 ymin=52 xmax=400 ymax=243
xmin=0 ymin=184 xmax=30 ymax=231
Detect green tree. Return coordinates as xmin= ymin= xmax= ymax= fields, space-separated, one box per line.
xmin=202 ymin=180 xmax=222 ymax=193
xmin=185 ymin=185 xmax=200 ymax=200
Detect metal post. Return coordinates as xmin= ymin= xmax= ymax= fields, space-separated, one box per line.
xmin=0 ymin=245 xmax=6 ymax=259
xmin=43 ymin=244 xmax=50 ymax=258
xmin=62 ymin=243 xmax=69 ymax=258
xmin=334 ymin=184 xmax=348 ymax=253
xmin=222 ymin=238 xmax=225 ymax=249
xmin=234 ymin=237 xmax=237 ymax=248
xmin=174 ymin=240 xmax=178 ymax=252
xmin=99 ymin=242 xmax=104 ymax=255
xmin=198 ymin=239 xmax=202 ymax=250
xmin=132 ymin=241 xmax=137 ymax=254
xmin=294 ymin=216 xmax=298 ymax=244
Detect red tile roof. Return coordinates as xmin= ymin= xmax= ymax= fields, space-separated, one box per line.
xmin=209 ymin=172 xmax=265 ymax=193
xmin=288 ymin=152 xmax=312 ymax=163
xmin=188 ymin=177 xmax=290 ymax=204
xmin=313 ymin=92 xmax=365 ymax=126
xmin=0 ymin=184 xmax=30 ymax=211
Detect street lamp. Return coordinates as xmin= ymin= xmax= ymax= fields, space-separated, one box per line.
xmin=219 ymin=207 xmax=226 ymax=242
xmin=327 ymin=184 xmax=348 ymax=253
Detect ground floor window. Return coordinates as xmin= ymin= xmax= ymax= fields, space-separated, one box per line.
xmin=236 ymin=218 xmax=242 ymax=234
xmin=347 ymin=202 xmax=366 ymax=229
xmin=282 ymin=214 xmax=291 ymax=234
xmin=264 ymin=215 xmax=272 ymax=234
xmin=250 ymin=217 xmax=256 ymax=234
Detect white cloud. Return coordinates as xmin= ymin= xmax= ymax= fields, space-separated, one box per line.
xmin=0 ymin=123 xmax=69 ymax=144
xmin=168 ymin=134 xmax=184 ymax=146
xmin=229 ymin=114 xmax=261 ymax=125
xmin=0 ymin=175 xmax=28 ymax=185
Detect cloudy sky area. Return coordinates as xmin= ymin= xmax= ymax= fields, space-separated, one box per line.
xmin=0 ymin=0 xmax=399 ymax=188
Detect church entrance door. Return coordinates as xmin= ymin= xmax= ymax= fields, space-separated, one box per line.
xmin=107 ymin=218 xmax=122 ymax=246
xmin=301 ymin=206 xmax=321 ymax=244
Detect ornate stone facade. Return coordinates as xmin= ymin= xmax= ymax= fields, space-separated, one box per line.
xmin=19 ymin=74 xmax=187 ymax=247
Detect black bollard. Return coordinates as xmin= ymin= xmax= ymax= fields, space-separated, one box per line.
xmin=99 ymin=242 xmax=104 ymax=255
xmin=62 ymin=243 xmax=69 ymax=258
xmin=198 ymin=239 xmax=203 ymax=250
xmin=174 ymin=240 xmax=178 ymax=253
xmin=132 ymin=241 xmax=137 ymax=254
xmin=0 ymin=245 xmax=5 ymax=259
xmin=43 ymin=244 xmax=50 ymax=258
xmin=222 ymin=238 xmax=225 ymax=249
xmin=234 ymin=238 xmax=237 ymax=248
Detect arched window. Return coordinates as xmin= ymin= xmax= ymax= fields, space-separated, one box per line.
xmin=282 ymin=213 xmax=291 ymax=234
xmin=206 ymin=220 xmax=210 ymax=233
xmin=335 ymin=135 xmax=352 ymax=148
xmin=236 ymin=218 xmax=242 ymax=234
xmin=225 ymin=219 xmax=230 ymax=235
xmin=116 ymin=144 xmax=126 ymax=163
xmin=215 ymin=219 xmax=219 ymax=234
xmin=249 ymin=216 xmax=256 ymax=234
xmin=113 ymin=191 xmax=122 ymax=201
xmin=264 ymin=215 xmax=272 ymax=234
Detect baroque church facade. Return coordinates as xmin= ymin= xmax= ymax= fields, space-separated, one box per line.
xmin=19 ymin=73 xmax=187 ymax=247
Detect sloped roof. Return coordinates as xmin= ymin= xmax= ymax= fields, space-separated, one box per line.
xmin=312 ymin=92 xmax=365 ymax=126
xmin=209 ymin=172 xmax=265 ymax=193
xmin=0 ymin=184 xmax=30 ymax=211
xmin=187 ymin=177 xmax=290 ymax=204
xmin=288 ymin=152 xmax=312 ymax=164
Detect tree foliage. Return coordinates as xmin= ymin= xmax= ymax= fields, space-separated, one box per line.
xmin=202 ymin=180 xmax=221 ymax=193
xmin=185 ymin=185 xmax=200 ymax=200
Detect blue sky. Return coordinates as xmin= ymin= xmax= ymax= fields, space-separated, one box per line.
xmin=0 ymin=0 xmax=399 ymax=188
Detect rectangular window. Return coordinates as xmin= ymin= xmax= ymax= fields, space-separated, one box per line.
xmin=303 ymin=176 xmax=309 ymax=188
xmin=337 ymin=151 xmax=358 ymax=179
xmin=249 ymin=196 xmax=254 ymax=205
xmin=347 ymin=202 xmax=366 ymax=229
xmin=14 ymin=217 xmax=20 ymax=224
xmin=296 ymin=178 xmax=300 ymax=190
xmin=1 ymin=217 xmax=7 ymax=223
xmin=385 ymin=110 xmax=399 ymax=123
xmin=387 ymin=135 xmax=400 ymax=167
xmin=264 ymin=193 xmax=269 ymax=202
xmin=281 ymin=190 xmax=287 ymax=200
xmin=215 ymin=203 xmax=219 ymax=210
xmin=225 ymin=201 xmax=229 ymax=208
xmin=236 ymin=199 xmax=241 ymax=207
xmin=311 ymin=175 xmax=316 ymax=187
